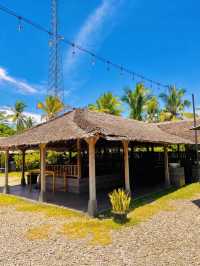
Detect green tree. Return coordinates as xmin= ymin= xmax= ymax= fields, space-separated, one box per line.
xmin=8 ymin=101 xmax=27 ymax=132
xmin=159 ymin=85 xmax=191 ymax=120
xmin=146 ymin=96 xmax=160 ymax=122
xmin=0 ymin=111 xmax=7 ymax=123
xmin=88 ymin=92 xmax=122 ymax=116
xmin=25 ymin=116 xmax=35 ymax=129
xmin=37 ymin=95 xmax=64 ymax=121
xmin=0 ymin=111 xmax=15 ymax=136
xmin=0 ymin=124 xmax=15 ymax=137
xmin=121 ymin=83 xmax=150 ymax=120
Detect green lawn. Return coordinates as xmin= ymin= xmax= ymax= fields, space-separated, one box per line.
xmin=0 ymin=183 xmax=200 ymax=245
xmin=0 ymin=171 xmax=22 ymax=186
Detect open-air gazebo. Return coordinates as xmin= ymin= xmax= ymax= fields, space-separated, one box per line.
xmin=0 ymin=109 xmax=195 ymax=216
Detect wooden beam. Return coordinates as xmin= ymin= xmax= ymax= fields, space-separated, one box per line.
xmin=21 ymin=149 xmax=26 ymax=186
xmin=85 ymin=137 xmax=99 ymax=216
xmin=122 ymin=140 xmax=131 ymax=194
xmin=3 ymin=150 xmax=9 ymax=194
xmin=164 ymin=146 xmax=170 ymax=187
xmin=77 ymin=139 xmax=82 ymax=178
xmin=39 ymin=144 xmax=46 ymax=202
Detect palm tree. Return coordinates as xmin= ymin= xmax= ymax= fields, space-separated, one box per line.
xmin=8 ymin=101 xmax=27 ymax=132
xmin=159 ymin=85 xmax=191 ymax=120
xmin=146 ymin=96 xmax=160 ymax=122
xmin=88 ymin=92 xmax=122 ymax=116
xmin=37 ymin=95 xmax=65 ymax=121
xmin=25 ymin=116 xmax=35 ymax=129
xmin=121 ymin=83 xmax=150 ymax=120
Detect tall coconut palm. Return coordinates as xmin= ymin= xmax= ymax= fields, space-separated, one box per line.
xmin=159 ymin=85 xmax=191 ymax=120
xmin=37 ymin=95 xmax=65 ymax=121
xmin=88 ymin=92 xmax=122 ymax=116
xmin=146 ymin=96 xmax=160 ymax=122
xmin=25 ymin=116 xmax=35 ymax=129
xmin=121 ymin=83 xmax=150 ymax=120
xmin=8 ymin=101 xmax=27 ymax=132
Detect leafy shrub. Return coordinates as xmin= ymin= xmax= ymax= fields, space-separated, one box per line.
xmin=109 ymin=188 xmax=131 ymax=214
xmin=14 ymin=152 xmax=40 ymax=170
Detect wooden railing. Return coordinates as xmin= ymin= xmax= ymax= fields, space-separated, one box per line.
xmin=46 ymin=164 xmax=79 ymax=177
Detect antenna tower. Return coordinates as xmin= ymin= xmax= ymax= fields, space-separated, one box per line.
xmin=48 ymin=0 xmax=64 ymax=100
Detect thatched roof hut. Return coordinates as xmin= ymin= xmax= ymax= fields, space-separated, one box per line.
xmin=157 ymin=119 xmax=200 ymax=144
xmin=0 ymin=109 xmax=194 ymax=150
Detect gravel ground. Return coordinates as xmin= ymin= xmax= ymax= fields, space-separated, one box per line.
xmin=0 ymin=196 xmax=200 ymax=266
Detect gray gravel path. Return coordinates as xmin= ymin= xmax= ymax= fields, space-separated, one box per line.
xmin=0 ymin=196 xmax=200 ymax=266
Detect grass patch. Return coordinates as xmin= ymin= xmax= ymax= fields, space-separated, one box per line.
xmin=16 ymin=202 xmax=83 ymax=218
xmin=26 ymin=224 xmax=52 ymax=241
xmin=60 ymin=219 xmax=120 ymax=246
xmin=127 ymin=183 xmax=200 ymax=226
xmin=0 ymin=194 xmax=84 ymax=219
xmin=0 ymin=171 xmax=22 ymax=186
xmin=0 ymin=194 xmax=26 ymax=206
xmin=1 ymin=183 xmax=200 ymax=246
xmin=0 ymin=171 xmax=22 ymax=178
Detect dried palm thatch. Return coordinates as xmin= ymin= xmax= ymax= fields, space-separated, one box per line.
xmin=158 ymin=119 xmax=200 ymax=144
xmin=0 ymin=109 xmax=194 ymax=150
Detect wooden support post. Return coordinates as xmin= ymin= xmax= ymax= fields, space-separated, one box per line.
xmin=39 ymin=144 xmax=46 ymax=202
xmin=77 ymin=139 xmax=82 ymax=178
xmin=164 ymin=146 xmax=170 ymax=187
xmin=85 ymin=137 xmax=98 ymax=216
xmin=122 ymin=140 xmax=131 ymax=194
xmin=21 ymin=149 xmax=26 ymax=186
xmin=3 ymin=150 xmax=9 ymax=194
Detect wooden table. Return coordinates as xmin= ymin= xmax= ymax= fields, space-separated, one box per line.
xmin=26 ymin=169 xmax=55 ymax=192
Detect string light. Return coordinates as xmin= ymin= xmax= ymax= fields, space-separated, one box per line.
xmin=106 ymin=61 xmax=110 ymax=71
xmin=120 ymin=65 xmax=123 ymax=76
xmin=0 ymin=3 xmax=194 ymax=94
xmin=71 ymin=43 xmax=76 ymax=57
xmin=48 ymin=39 xmax=53 ymax=47
xmin=91 ymin=54 xmax=95 ymax=66
xmin=17 ymin=16 xmax=22 ymax=32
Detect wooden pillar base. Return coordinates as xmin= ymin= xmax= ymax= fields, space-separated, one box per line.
xmin=21 ymin=177 xmax=26 ymax=186
xmin=88 ymin=199 xmax=97 ymax=217
xmin=3 ymin=185 xmax=9 ymax=194
xmin=126 ymin=188 xmax=131 ymax=195
xmin=39 ymin=191 xmax=46 ymax=202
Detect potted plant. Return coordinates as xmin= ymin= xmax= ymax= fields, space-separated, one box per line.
xmin=109 ymin=188 xmax=131 ymax=223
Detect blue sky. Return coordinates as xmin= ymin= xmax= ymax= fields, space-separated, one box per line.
xmin=0 ymin=0 xmax=200 ymax=120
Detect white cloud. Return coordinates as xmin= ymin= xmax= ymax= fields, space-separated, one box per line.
xmin=64 ymin=0 xmax=124 ymax=74
xmin=0 ymin=67 xmax=38 ymax=94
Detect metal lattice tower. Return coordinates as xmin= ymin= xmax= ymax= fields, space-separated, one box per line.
xmin=48 ymin=0 xmax=64 ymax=100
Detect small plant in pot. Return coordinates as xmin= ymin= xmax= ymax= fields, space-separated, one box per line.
xmin=109 ymin=188 xmax=131 ymax=224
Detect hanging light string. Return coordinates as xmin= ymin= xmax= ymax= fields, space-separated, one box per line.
xmin=0 ymin=3 xmax=184 ymax=92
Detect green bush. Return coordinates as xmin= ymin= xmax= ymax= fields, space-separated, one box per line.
xmin=14 ymin=152 xmax=40 ymax=170
xmin=109 ymin=188 xmax=131 ymax=214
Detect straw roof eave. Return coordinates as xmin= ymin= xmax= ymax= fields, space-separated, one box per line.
xmin=0 ymin=109 xmax=195 ymax=150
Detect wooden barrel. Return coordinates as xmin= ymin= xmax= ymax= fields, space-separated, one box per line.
xmin=192 ymin=166 xmax=200 ymax=182
xmin=169 ymin=167 xmax=185 ymax=188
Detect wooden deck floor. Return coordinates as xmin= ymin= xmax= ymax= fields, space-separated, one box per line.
xmin=0 ymin=181 xmax=167 ymax=213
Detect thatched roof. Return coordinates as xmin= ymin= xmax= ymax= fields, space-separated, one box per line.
xmin=157 ymin=119 xmax=200 ymax=144
xmin=0 ymin=109 xmax=194 ymax=150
